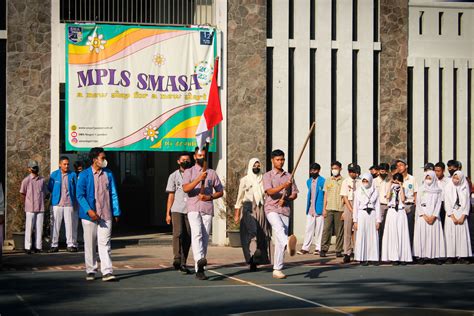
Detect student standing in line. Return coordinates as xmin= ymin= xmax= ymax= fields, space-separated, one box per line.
xmin=374 ymin=163 xmax=392 ymax=257
xmin=396 ymin=159 xmax=418 ymax=250
xmin=434 ymin=162 xmax=449 ymax=227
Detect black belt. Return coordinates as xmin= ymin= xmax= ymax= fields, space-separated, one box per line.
xmin=363 ymin=208 xmax=374 ymax=214
xmin=405 ymin=202 xmax=414 ymax=205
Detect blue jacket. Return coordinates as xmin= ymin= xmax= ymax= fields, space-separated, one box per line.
xmin=76 ymin=167 xmax=121 ymax=221
xmin=306 ymin=176 xmax=325 ymax=215
xmin=48 ymin=169 xmax=77 ymax=206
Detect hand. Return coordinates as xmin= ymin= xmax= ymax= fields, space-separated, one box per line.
xmin=423 ymin=215 xmax=430 ymax=224
xmin=429 ymin=216 xmax=437 ymax=225
xmin=277 ymin=198 xmax=286 ymax=207
xmin=198 ymin=171 xmax=208 ymax=182
xmin=284 ymin=181 xmax=293 ymax=189
xmin=166 ymin=213 xmax=171 ymax=225
xmin=87 ymin=210 xmax=99 ymax=221
xmin=340 ymin=213 xmax=345 ymax=221
xmin=234 ymin=210 xmax=240 ymax=224
xmin=323 ymin=209 xmax=327 ymax=218
xmin=198 ymin=194 xmax=212 ymax=202
xmin=114 ymin=217 xmax=119 ymax=223
xmin=451 ymin=215 xmax=459 ymax=225
xmin=376 ymin=223 xmax=380 ymax=230
xmin=353 ymin=223 xmax=358 ymax=231
xmin=458 ymin=215 xmax=466 ymax=225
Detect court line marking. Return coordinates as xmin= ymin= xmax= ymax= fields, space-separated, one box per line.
xmin=208 ymin=269 xmax=351 ymax=316
xmin=15 ymin=292 xmax=39 ymax=316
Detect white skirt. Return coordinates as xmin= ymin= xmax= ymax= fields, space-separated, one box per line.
xmin=354 ymin=209 xmax=379 ymax=262
xmin=444 ymin=214 xmax=473 ymax=258
xmin=413 ymin=214 xmax=446 ymax=259
xmin=381 ymin=208 xmax=413 ymax=262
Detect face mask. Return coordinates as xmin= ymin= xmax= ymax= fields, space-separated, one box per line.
xmin=196 ymin=158 xmax=205 ymax=166
xmin=100 ymin=159 xmax=108 ymax=169
xmin=252 ymin=167 xmax=260 ymax=174
xmin=363 ymin=183 xmax=371 ymax=189
xmin=448 ymin=169 xmax=456 ymax=176
xmin=424 ymin=179 xmax=433 ymax=186
xmin=310 ymin=172 xmax=319 ymax=179
xmin=180 ymin=161 xmax=192 ymax=169
xmin=331 ymin=169 xmax=340 ymax=177
xmin=380 ymin=173 xmax=387 ymax=179
xmin=31 ymin=166 xmax=39 ymax=174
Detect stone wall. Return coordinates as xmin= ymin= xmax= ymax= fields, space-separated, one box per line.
xmin=5 ymin=0 xmax=51 ymax=238
xmin=379 ymin=0 xmax=409 ymax=163
xmin=227 ymin=0 xmax=267 ymax=181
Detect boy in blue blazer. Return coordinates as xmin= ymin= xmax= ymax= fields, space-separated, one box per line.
xmin=297 ymin=163 xmax=325 ymax=255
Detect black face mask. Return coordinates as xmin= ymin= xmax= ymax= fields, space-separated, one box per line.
xmin=448 ymin=169 xmax=456 ymax=176
xmin=31 ymin=166 xmax=39 ymax=174
xmin=180 ymin=161 xmax=192 ymax=169
xmin=252 ymin=167 xmax=260 ymax=174
xmin=310 ymin=173 xmax=319 ymax=179
xmin=196 ymin=158 xmax=205 ymax=166
xmin=380 ymin=173 xmax=388 ymax=179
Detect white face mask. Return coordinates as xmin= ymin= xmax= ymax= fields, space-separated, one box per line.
xmin=424 ymin=179 xmax=433 ymax=186
xmin=331 ymin=169 xmax=340 ymax=177
xmin=363 ymin=183 xmax=371 ymax=189
xmin=100 ymin=159 xmax=108 ymax=169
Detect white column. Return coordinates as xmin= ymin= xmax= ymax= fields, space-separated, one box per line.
xmin=442 ymin=59 xmax=454 ymax=161
xmin=50 ymin=0 xmax=61 ymax=171
xmin=427 ymin=59 xmax=440 ymax=163
xmin=413 ymin=58 xmax=425 ymax=181
xmin=456 ymin=59 xmax=469 ymax=168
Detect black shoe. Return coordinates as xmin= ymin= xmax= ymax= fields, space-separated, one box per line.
xmin=86 ymin=273 xmax=95 ymax=281
xmin=253 ymin=249 xmax=262 ymax=264
xmin=343 ymin=255 xmax=351 ymax=264
xmin=102 ymin=274 xmax=116 ymax=282
xmin=195 ymin=271 xmax=208 ymax=280
xmin=319 ymin=251 xmax=327 ymax=258
xmin=179 ymin=266 xmax=192 ymax=274
xmin=400 ymin=261 xmax=407 ymax=266
xmin=49 ymin=247 xmax=59 ymax=253
xmin=34 ymin=249 xmax=43 ymax=253
xmin=371 ymin=261 xmax=380 ymax=266
xmin=249 ymin=262 xmax=258 ymax=272
xmin=361 ymin=261 xmax=369 ymax=266
xmin=434 ymin=259 xmax=442 ymax=265
xmin=197 ymin=258 xmax=207 ymax=273
xmin=173 ymin=259 xmax=181 ymax=270
xmin=67 ymin=247 xmax=78 ymax=253
xmin=458 ymin=258 xmax=470 ymax=264
xmin=418 ymin=258 xmax=426 ymax=265
xmin=392 ymin=261 xmax=400 ymax=266
xmin=335 ymin=252 xmax=343 ymax=258
xmin=445 ymin=258 xmax=454 ymax=264
xmin=25 ymin=249 xmax=32 ymax=255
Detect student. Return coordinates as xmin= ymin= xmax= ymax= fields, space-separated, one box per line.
xmin=424 ymin=163 xmax=435 ymax=172
xmin=353 ymin=173 xmax=381 ymax=265
xmin=444 ymin=171 xmax=472 ymax=264
xmin=374 ymin=163 xmax=391 ymax=256
xmin=183 ymin=146 xmax=224 ymax=280
xmin=48 ymin=156 xmax=78 ymax=253
xmin=20 ymin=160 xmax=48 ymax=254
xmin=320 ymin=161 xmax=344 ymax=258
xmin=166 ymin=153 xmax=193 ymax=274
xmin=396 ymin=159 xmax=418 ymax=248
xmin=76 ymin=148 xmax=121 ymax=281
xmin=435 ymin=162 xmax=449 ymax=227
xmin=413 ymin=171 xmax=445 ymax=264
xmin=234 ymin=158 xmax=271 ymax=271
xmin=390 ymin=164 xmax=398 ymax=176
xmin=297 ymin=162 xmax=325 ymax=256
xmin=381 ymin=173 xmax=412 ymax=265
xmin=369 ymin=165 xmax=380 ymax=179
xmin=446 ymin=160 xmax=460 ymax=178
xmin=340 ymin=163 xmax=361 ymax=263
xmin=73 ymin=161 xmax=84 ymax=178
xmin=262 ymin=149 xmax=298 ymax=279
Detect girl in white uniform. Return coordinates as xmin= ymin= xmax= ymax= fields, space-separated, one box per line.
xmin=381 ymin=173 xmax=413 ymax=265
xmin=353 ymin=173 xmax=381 ymax=265
xmin=413 ymin=171 xmax=445 ymax=264
xmin=444 ymin=171 xmax=472 ymax=264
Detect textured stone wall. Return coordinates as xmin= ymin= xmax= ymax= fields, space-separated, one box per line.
xmin=6 ymin=0 xmax=51 ymax=237
xmin=227 ymin=0 xmax=267 ymax=180
xmin=379 ymin=0 xmax=409 ymax=163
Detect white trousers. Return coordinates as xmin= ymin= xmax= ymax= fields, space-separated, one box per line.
xmin=188 ymin=212 xmax=212 ymax=271
xmin=301 ymin=214 xmax=324 ymax=252
xmin=51 ymin=206 xmax=78 ymax=248
xmin=82 ymin=219 xmax=113 ymax=275
xmin=266 ymin=212 xmax=289 ymax=270
xmin=25 ymin=212 xmax=44 ymax=250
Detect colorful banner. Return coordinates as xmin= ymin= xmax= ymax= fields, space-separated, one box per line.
xmin=66 ymin=24 xmax=218 ymax=151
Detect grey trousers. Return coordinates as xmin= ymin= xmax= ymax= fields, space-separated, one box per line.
xmin=171 ymin=212 xmax=191 ymax=266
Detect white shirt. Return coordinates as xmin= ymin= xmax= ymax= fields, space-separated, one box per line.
xmin=374 ymin=177 xmax=391 ymax=205
xmin=340 ymin=177 xmax=361 ymax=201
xmin=403 ymin=174 xmax=418 ymax=204
xmin=437 ymin=176 xmax=450 ymax=202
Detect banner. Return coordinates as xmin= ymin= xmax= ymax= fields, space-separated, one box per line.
xmin=66 ymin=24 xmax=218 ymax=151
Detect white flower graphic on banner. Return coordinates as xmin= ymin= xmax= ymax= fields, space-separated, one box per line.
xmin=87 ymin=33 xmax=106 ymax=53
xmin=153 ymin=54 xmax=166 ymax=66
xmin=144 ymin=126 xmax=158 ymax=142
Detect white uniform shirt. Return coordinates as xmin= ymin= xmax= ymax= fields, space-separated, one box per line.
xmin=403 ymin=174 xmax=418 ymax=204
xmin=374 ymin=177 xmax=391 ymax=205
xmin=340 ymin=177 xmax=361 ymax=202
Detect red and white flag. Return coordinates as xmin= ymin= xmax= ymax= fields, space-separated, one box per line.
xmin=195 ymin=57 xmax=222 ymax=151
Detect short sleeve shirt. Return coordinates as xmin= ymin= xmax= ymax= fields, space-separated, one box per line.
xmin=166 ymin=169 xmax=187 ymax=214
xmin=262 ymin=169 xmax=299 ymax=217
xmin=20 ymin=174 xmax=47 ymax=213
xmin=340 ymin=177 xmax=361 ymax=201
xmin=403 ymin=174 xmax=418 ymax=204
xmin=323 ymin=177 xmax=344 ymax=211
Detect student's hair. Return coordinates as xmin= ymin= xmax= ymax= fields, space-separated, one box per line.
xmin=378 ymin=163 xmax=390 ymax=171
xmin=392 ymin=173 xmax=404 ymax=183
xmin=447 ymin=160 xmax=460 ymax=168
xmin=435 ymin=162 xmax=445 ymax=170
xmin=271 ymin=149 xmax=285 ymax=158
xmin=194 ymin=146 xmax=207 ymax=154
xmin=89 ymin=147 xmax=105 ymax=163
xmin=59 ymin=156 xmax=69 ymax=162
xmin=369 ymin=165 xmax=379 ymax=170
xmin=310 ymin=162 xmax=321 ymax=171
xmin=390 ymin=164 xmax=397 ymax=171
xmin=73 ymin=161 xmax=84 ymax=169
xmin=331 ymin=161 xmax=342 ymax=168
xmin=178 ymin=152 xmax=191 ymax=160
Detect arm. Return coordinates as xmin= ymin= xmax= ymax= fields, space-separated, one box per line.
xmin=323 ymin=184 xmax=328 ymax=217
xmin=432 ymin=193 xmax=442 ymax=219
xmin=47 ymin=174 xmax=54 ymax=193
xmin=76 ymin=173 xmax=94 ymax=215
xmin=166 ymin=193 xmax=175 ymax=225
xmin=286 ymin=180 xmax=299 ymax=201
xmin=342 ymin=196 xmax=352 ymax=212
xmin=182 ymin=170 xmax=207 ymax=193
xmin=352 ymin=193 xmax=359 ymax=230
xmin=375 ymin=192 xmax=381 ymax=224
xmin=265 ymin=182 xmax=290 ymax=196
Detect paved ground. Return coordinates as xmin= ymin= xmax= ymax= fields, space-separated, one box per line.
xmin=1 ymin=237 xmax=473 ymax=315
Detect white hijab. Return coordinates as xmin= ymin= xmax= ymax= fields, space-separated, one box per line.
xmin=357 ymin=173 xmax=377 ymax=206
xmin=444 ymin=170 xmax=470 ymax=212
xmin=419 ymin=170 xmax=442 ymax=211
xmin=243 ymin=158 xmax=265 ymax=206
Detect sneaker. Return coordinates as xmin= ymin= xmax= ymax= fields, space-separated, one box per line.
xmin=335 ymin=252 xmax=343 ymax=258
xmin=287 ymin=235 xmax=297 ymax=257
xmin=313 ymin=250 xmax=320 ymax=255
xmin=249 ymin=262 xmax=258 ymax=272
xmin=85 ymin=273 xmax=95 ymax=281
xmin=173 ymin=259 xmax=181 ymax=270
xmin=179 ymin=266 xmax=192 ymax=275
xmin=25 ymin=249 xmax=32 ymax=255
xmin=296 ymin=249 xmax=309 ymax=255
xmin=272 ymin=270 xmax=286 ymax=279
xmin=102 ymin=274 xmax=116 ymax=282
xmin=343 ymin=255 xmax=351 ymax=264
xmin=319 ymin=251 xmax=327 ymax=257
xmin=67 ymin=247 xmax=78 ymax=253
xmin=197 ymin=258 xmax=207 ymax=273
xmin=49 ymin=247 xmax=59 ymax=253
xmin=195 ymin=271 xmax=208 ymax=280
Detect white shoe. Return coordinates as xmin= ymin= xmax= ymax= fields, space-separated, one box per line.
xmin=272 ymin=270 xmax=287 ymax=279
xmin=287 ymin=235 xmax=297 ymax=256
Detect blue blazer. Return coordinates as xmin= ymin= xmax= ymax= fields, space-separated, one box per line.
xmin=76 ymin=167 xmax=121 ymax=221
xmin=306 ymin=176 xmax=325 ymax=215
xmin=48 ymin=169 xmax=77 ymax=206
